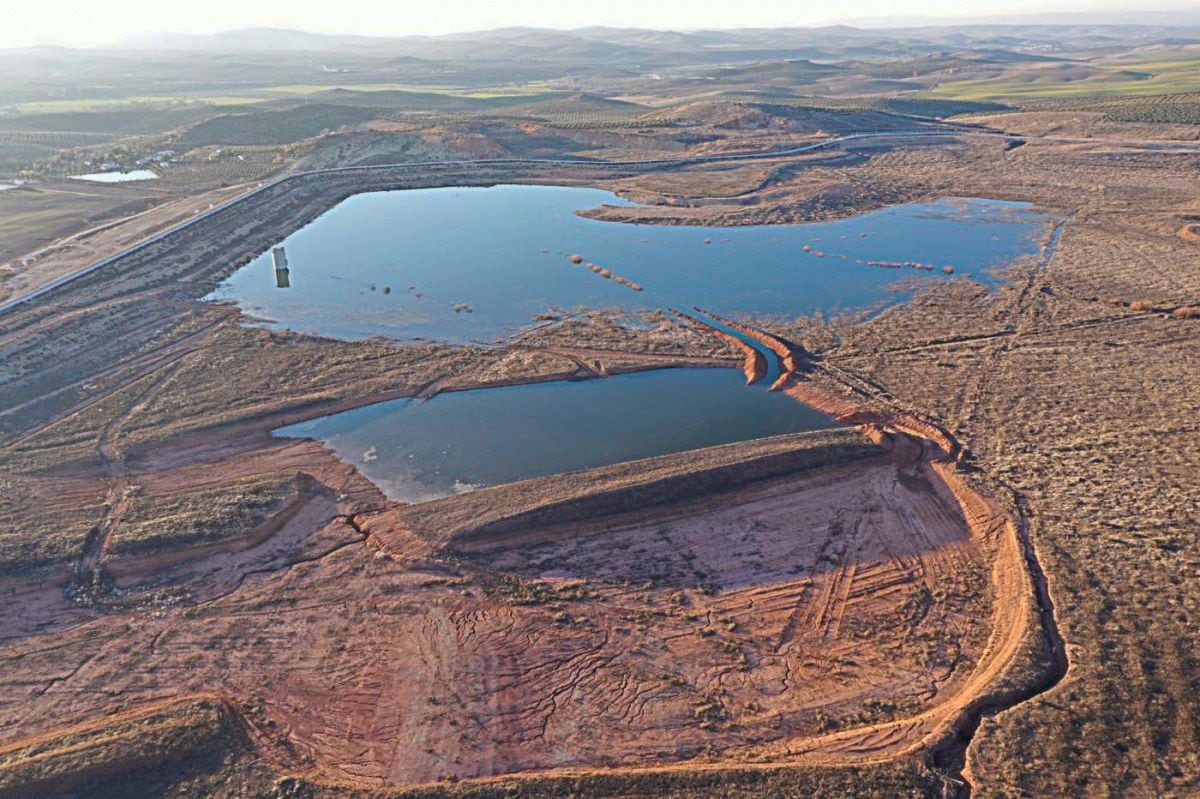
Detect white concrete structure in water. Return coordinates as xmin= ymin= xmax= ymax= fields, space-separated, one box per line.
xmin=272 ymin=247 xmax=291 ymax=288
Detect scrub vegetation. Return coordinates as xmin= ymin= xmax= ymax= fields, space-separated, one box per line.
xmin=1 ymin=19 xmax=1199 ymax=799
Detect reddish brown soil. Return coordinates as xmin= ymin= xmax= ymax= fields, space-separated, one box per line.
xmin=0 ymin=450 xmax=1000 ymax=789
xmin=0 ymin=154 xmax=1057 ymax=793
xmin=0 ymin=356 xmax=1038 ymax=795
xmin=0 ymin=261 xmax=1041 ymax=792
xmin=670 ymin=309 xmax=767 ymax=384
xmin=694 ymin=308 xmax=803 ymax=386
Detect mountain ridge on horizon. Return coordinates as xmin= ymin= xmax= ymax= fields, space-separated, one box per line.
xmin=108 ymin=10 xmax=1200 ymax=53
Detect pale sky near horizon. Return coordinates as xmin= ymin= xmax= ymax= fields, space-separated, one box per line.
xmin=1 ymin=0 xmax=1194 ymax=48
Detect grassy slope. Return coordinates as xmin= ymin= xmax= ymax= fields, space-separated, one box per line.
xmin=931 ymin=58 xmax=1200 ymax=101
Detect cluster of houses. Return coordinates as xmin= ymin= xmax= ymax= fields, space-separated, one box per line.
xmin=134 ymin=149 xmax=179 ymax=169
xmin=79 ymin=150 xmax=180 ymax=174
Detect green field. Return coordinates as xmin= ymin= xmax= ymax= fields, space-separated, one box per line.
xmin=264 ymin=82 xmax=548 ymax=99
xmin=17 ymin=96 xmax=262 ymax=114
xmin=931 ymin=58 xmax=1200 ymax=101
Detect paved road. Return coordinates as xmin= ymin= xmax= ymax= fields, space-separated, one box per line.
xmin=3 ymin=127 xmax=1198 ymax=316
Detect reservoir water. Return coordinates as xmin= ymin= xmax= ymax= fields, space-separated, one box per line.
xmin=245 ymin=184 xmax=1050 ymax=503
xmin=209 ymin=185 xmax=1048 ymax=344
xmin=277 ymin=366 xmax=837 ymax=503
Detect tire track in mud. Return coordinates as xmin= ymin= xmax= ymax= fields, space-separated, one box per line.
xmin=957 ymin=214 xmax=1072 ymax=456
xmin=810 ymin=385 xmax=1065 ymax=798
xmin=920 ymin=218 xmax=1073 ymax=798
xmin=825 ymin=309 xmax=1147 ymax=363
xmin=71 ymin=357 xmax=196 ymax=600
xmin=824 ymin=342 xmax=1068 ymax=792
xmin=682 ymin=305 xmax=1068 ymax=796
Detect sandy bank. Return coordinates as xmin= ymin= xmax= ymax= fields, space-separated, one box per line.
xmin=669 ymin=309 xmax=767 ymax=384
xmin=694 ymin=307 xmax=807 ymax=385
xmin=368 ymin=429 xmax=874 ymax=553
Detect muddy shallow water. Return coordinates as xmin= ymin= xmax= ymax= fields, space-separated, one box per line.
xmin=210 ymin=185 xmax=1049 ymax=344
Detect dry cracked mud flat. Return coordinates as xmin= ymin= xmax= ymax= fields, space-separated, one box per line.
xmin=1 ymin=133 xmax=1198 ymax=799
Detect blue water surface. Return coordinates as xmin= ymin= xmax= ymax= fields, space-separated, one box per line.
xmin=254 ymin=185 xmax=1050 ymax=502
xmin=278 ymin=367 xmax=838 ymax=503
xmin=210 ymin=185 xmax=1047 ymax=344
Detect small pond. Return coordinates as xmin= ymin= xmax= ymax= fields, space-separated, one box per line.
xmin=71 ymin=169 xmax=160 ymax=183
xmin=277 ymin=365 xmax=837 ymax=504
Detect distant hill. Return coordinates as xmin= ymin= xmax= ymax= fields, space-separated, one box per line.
xmin=493 ymin=93 xmax=651 ymax=123
xmin=176 ymin=104 xmax=377 ymax=148
xmin=697 ymin=60 xmax=844 ymax=82
xmin=110 ymin=20 xmax=1200 ymax=61
xmin=852 ymin=10 xmax=1200 ymax=28
xmin=119 ymin=27 xmax=393 ymax=51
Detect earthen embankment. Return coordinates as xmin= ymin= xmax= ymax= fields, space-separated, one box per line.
xmin=374 ymin=429 xmax=874 ymax=553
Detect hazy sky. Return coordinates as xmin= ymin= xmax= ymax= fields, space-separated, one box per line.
xmin=2 ymin=0 xmax=1193 ymax=48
